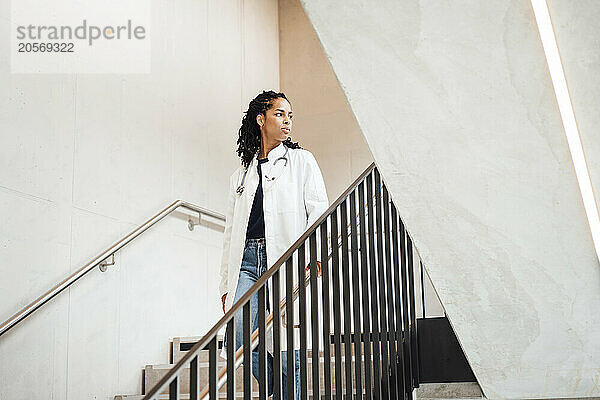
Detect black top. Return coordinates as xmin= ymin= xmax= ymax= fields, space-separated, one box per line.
xmin=245 ymin=158 xmax=269 ymax=239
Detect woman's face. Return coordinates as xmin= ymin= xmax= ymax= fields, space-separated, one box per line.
xmin=257 ymin=97 xmax=293 ymax=144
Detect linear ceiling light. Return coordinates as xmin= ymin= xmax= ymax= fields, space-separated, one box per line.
xmin=531 ymin=0 xmax=600 ymax=262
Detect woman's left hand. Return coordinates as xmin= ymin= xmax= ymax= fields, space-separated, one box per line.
xmin=305 ymin=261 xmax=322 ymax=277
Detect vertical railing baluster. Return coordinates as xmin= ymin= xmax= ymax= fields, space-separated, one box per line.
xmin=399 ymin=221 xmax=412 ymax=399
xmin=190 ymin=355 xmax=198 ymax=400
xmin=309 ymin=232 xmax=321 ymax=400
xmin=169 ymin=375 xmax=179 ymax=400
xmin=374 ymin=169 xmax=390 ymax=398
xmin=391 ymin=204 xmax=406 ymax=400
xmin=350 ymin=190 xmax=363 ymax=399
xmin=209 ymin=336 xmax=217 ymax=400
xmin=383 ymin=184 xmax=398 ymax=399
xmin=366 ymin=171 xmax=381 ymax=399
xmin=320 ymin=219 xmax=333 ymax=400
xmin=297 ymin=243 xmax=308 ymax=400
xmin=358 ymin=180 xmax=373 ymax=400
xmin=227 ymin=319 xmax=236 ymax=400
xmin=243 ymin=301 xmax=252 ymax=400
xmin=407 ymin=236 xmax=420 ymax=388
xmin=330 ymin=208 xmax=344 ymax=399
xmin=258 ymin=286 xmax=267 ymax=400
xmin=273 ymin=270 xmax=282 ymax=400
xmin=286 ymin=257 xmax=295 ymax=400
xmin=340 ymin=199 xmax=354 ymax=399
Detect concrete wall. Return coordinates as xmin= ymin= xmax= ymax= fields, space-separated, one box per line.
xmin=298 ymin=0 xmax=600 ymax=398
xmin=278 ymin=0 xmax=373 ymax=202
xmin=0 ymin=0 xmax=279 ymax=398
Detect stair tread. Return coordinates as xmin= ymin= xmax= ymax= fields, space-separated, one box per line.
xmin=117 ymin=386 xmax=367 ymax=399
xmin=173 ymin=334 xmax=224 ymax=344
xmin=115 ymin=393 xmax=260 ymax=400
xmin=416 ymin=382 xmax=483 ymax=399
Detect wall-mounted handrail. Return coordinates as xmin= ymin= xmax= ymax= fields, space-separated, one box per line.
xmin=0 ymin=200 xmax=225 ymax=338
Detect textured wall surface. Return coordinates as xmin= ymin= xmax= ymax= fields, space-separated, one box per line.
xmin=299 ymin=0 xmax=600 ymax=398
xmin=0 ymin=0 xmax=279 ymax=398
xmin=278 ymin=0 xmax=374 ymax=201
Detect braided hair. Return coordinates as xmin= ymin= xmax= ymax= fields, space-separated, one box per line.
xmin=237 ymin=90 xmax=302 ymax=168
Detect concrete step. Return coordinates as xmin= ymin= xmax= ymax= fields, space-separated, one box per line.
xmin=143 ymin=354 xmax=375 ymax=398
xmin=116 ymin=387 xmax=366 ymax=400
xmin=142 ymin=334 xmax=386 ymax=399
xmin=144 ymin=362 xmax=254 ymax=396
xmin=115 ymin=392 xmax=259 ymax=400
xmin=172 ymin=334 xmax=225 ymax=364
xmin=416 ymin=382 xmax=483 ymax=399
xmin=172 ymin=334 xmax=380 ymax=364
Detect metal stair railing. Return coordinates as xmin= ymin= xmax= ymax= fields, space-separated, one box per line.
xmin=0 ymin=200 xmax=225 ymax=338
xmin=143 ymin=162 xmax=422 ymax=400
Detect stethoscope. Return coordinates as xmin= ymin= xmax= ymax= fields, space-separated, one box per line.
xmin=236 ymin=146 xmax=289 ymax=195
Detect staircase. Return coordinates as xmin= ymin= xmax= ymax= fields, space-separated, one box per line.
xmin=116 ymin=335 xmax=259 ymax=400
xmin=137 ymin=163 xmax=425 ymax=400
xmin=0 ymin=163 xmax=480 ymax=400
xmin=116 ymin=336 xmax=383 ymax=399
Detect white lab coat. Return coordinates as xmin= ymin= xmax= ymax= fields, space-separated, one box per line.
xmin=219 ymin=141 xmax=329 ymax=356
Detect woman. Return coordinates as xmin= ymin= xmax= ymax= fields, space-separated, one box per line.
xmin=219 ymin=90 xmax=329 ymax=398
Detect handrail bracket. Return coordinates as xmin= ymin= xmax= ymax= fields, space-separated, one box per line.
xmin=99 ymin=254 xmax=115 ymax=272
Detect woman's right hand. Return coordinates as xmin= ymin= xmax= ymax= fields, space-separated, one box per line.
xmin=221 ymin=294 xmax=227 ymax=313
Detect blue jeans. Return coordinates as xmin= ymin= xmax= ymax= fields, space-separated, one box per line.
xmin=226 ymin=238 xmax=301 ymax=399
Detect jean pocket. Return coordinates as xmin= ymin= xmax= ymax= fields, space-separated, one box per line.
xmin=241 ymin=245 xmax=256 ymax=263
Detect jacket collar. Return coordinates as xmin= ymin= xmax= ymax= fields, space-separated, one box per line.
xmin=243 ymin=142 xmax=288 ymax=193
xmin=254 ymin=141 xmax=286 ymax=163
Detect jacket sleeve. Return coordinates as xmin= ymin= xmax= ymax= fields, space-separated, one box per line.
xmin=303 ymin=151 xmax=329 ymax=228
xmin=303 ymin=151 xmax=330 ymax=263
xmin=219 ymin=170 xmax=238 ymax=298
